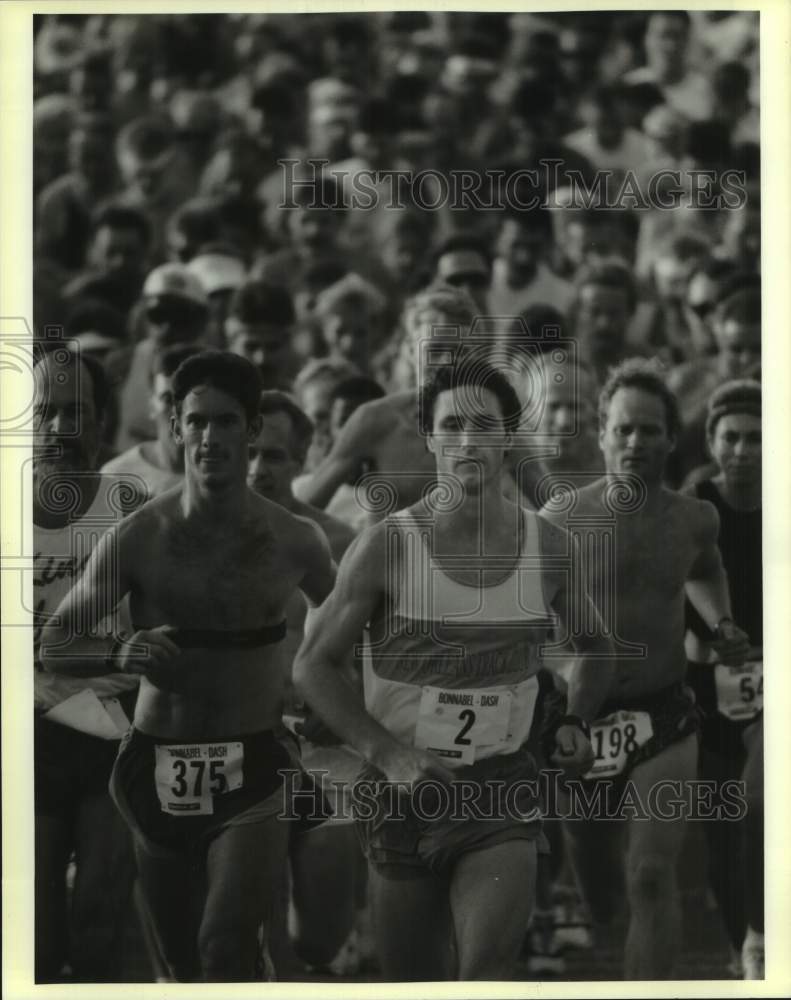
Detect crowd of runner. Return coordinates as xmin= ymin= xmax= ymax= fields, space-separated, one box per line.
xmin=31 ymin=11 xmax=763 ymax=984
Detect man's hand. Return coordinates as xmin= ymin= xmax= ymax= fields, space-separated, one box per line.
xmin=295 ymin=709 xmax=343 ymax=747
xmin=550 ymin=724 xmax=595 ymax=776
xmin=118 ymin=626 xmax=180 ymax=675
xmin=711 ymin=620 xmax=751 ymax=666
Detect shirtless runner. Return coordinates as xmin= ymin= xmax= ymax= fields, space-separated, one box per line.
xmin=540 ymin=359 xmax=750 ymax=979
xmin=41 ymin=351 xmax=335 ymax=982
xmin=295 ymin=356 xmax=615 ymax=981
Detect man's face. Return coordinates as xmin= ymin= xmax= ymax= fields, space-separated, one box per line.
xmin=225 ymin=318 xmax=292 ymax=387
xmin=539 ymin=365 xmax=597 ymax=463
xmin=709 ymin=412 xmax=761 ymax=490
xmin=173 ymin=384 xmax=259 ymax=491
xmin=435 ymin=251 xmax=490 ymax=311
xmin=90 ymin=225 xmax=145 ymax=282
xmin=119 ymin=150 xmax=172 ymax=202
xmin=247 ymin=411 xmax=302 ymax=503
xmin=145 ymin=295 xmax=206 ymax=348
xmin=576 ymin=283 xmax=632 ymax=359
xmin=654 ymin=253 xmax=701 ymax=304
xmin=69 ymin=130 xmax=112 ymax=186
xmin=289 ymin=206 xmax=342 ymax=256
xmin=149 ymin=372 xmax=178 ymax=442
xmin=645 ymin=14 xmax=688 ymax=76
xmin=715 ymin=319 xmax=761 ymax=378
xmin=497 ymin=221 xmax=542 ymax=286
xmin=427 ymin=385 xmax=509 ymax=495
xmin=33 ymin=358 xmax=100 ymax=478
xmin=599 ymin=386 xmax=674 ymax=484
xmin=322 ymin=302 xmax=371 ymax=368
xmin=381 ymin=230 xmax=423 ymax=283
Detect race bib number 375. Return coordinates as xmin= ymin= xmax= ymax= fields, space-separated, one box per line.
xmin=154 ymin=742 xmax=244 ymax=816
xmin=414 ymin=686 xmax=513 ymax=766
xmin=584 ymin=711 xmax=653 ymax=779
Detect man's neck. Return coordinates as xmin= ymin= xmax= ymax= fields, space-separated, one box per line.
xmin=432 ymin=479 xmax=508 ymax=534
xmin=604 ymin=470 xmax=665 ymax=513
xmin=714 ymin=474 xmax=761 ymax=512
xmin=181 ymin=476 xmax=250 ymax=521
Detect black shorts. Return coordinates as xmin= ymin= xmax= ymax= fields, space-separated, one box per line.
xmin=110 ymin=727 xmax=312 ymax=859
xmin=35 ymin=714 xmax=124 ymax=819
xmin=687 ymin=661 xmax=761 ymax=765
xmin=354 ymin=746 xmax=548 ymax=881
xmin=583 ymin=681 xmax=700 ymax=786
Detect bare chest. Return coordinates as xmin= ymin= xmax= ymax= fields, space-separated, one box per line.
xmin=605 ymin=512 xmax=697 ymax=597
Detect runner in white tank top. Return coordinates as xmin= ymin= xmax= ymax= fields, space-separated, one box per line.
xmin=295 ymin=358 xmax=615 ymax=980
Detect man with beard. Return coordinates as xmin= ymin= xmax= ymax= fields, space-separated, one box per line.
xmin=32 ymin=346 xmax=139 ymax=982
xmin=41 ymin=352 xmax=335 ymax=982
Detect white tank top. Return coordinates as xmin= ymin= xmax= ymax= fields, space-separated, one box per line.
xmin=33 ymin=475 xmax=137 ymax=712
xmin=363 ymin=507 xmax=556 ymax=767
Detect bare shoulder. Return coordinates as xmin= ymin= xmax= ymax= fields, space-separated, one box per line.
xmin=114 ymin=487 xmax=178 ymax=545
xmin=539 ymin=476 xmax=607 ymax=525
xmin=666 ymin=488 xmax=719 ymax=538
xmin=253 ymin=493 xmax=329 ymax=558
xmin=534 ymin=508 xmax=573 ymax=558
xmin=296 ymin=501 xmax=356 ymax=560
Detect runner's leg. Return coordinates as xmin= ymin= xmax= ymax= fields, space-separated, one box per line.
xmin=624 ymin=732 xmax=697 ymax=979
xmin=368 ymin=866 xmax=452 ymax=980
xmin=197 ymin=814 xmax=290 ymax=981
xmin=71 ymin=790 xmax=137 ymax=981
xmin=35 ymin=814 xmax=72 ymax=981
xmin=450 ymin=838 xmax=538 ymax=980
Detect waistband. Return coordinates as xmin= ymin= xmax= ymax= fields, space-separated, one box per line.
xmin=129 ymin=725 xmax=292 ymax=750
xmin=599 ymin=680 xmax=690 ymax=717
xmin=131 ymin=621 xmax=287 ymax=649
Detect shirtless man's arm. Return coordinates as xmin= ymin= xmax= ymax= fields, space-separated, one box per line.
xmin=294 ymin=522 xmax=453 ymax=786
xmin=684 ymin=499 xmax=751 ymax=665
xmin=39 ymin=516 xmax=178 ymax=676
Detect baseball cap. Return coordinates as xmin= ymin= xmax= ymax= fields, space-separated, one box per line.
xmin=143 ymin=264 xmax=208 ymax=307
xmin=187 ymin=251 xmax=247 ymax=297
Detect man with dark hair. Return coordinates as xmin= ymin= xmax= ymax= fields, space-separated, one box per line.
xmin=62 ymin=203 xmax=152 ymax=315
xmin=41 ymin=351 xmax=336 ymax=982
xmin=540 ymin=358 xmax=750 ymax=979
xmin=102 ymin=344 xmax=202 ymax=502
xmin=295 ymin=357 xmax=614 ymax=981
xmin=225 ymin=279 xmax=299 ymax=390
xmin=431 ymin=233 xmax=493 ymax=312
xmin=32 ymin=346 xmax=139 ymax=983
xmin=489 ymin=211 xmax=575 ymax=318
xmin=683 ymin=379 xmax=763 ymax=979
xmin=571 ymin=261 xmax=642 ymax=385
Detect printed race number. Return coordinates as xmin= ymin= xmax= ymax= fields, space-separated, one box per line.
xmin=584 ymin=711 xmax=653 ymax=779
xmin=154 ymin=742 xmax=244 ymax=815
xmin=715 ymin=661 xmax=763 ymax=722
xmin=414 ymin=686 xmax=513 ymax=766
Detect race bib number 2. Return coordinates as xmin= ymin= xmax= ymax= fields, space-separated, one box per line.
xmin=584 ymin=711 xmax=653 ymax=779
xmin=715 ymin=661 xmax=763 ymax=721
xmin=154 ymin=742 xmax=244 ymax=815
xmin=414 ymin=686 xmax=513 ymax=766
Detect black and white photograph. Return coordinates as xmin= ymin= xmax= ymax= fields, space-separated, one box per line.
xmin=2 ymin=3 xmax=789 ymax=993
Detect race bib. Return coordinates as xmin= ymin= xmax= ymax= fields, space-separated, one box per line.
xmin=154 ymin=742 xmax=244 ymax=816
xmin=414 ymin=686 xmax=514 ymax=766
xmin=585 ymin=711 xmax=653 ymax=779
xmin=714 ymin=661 xmax=763 ymax=722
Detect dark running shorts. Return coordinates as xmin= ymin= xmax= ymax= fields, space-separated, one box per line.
xmin=354 ymin=746 xmax=548 ymax=881
xmin=110 ymin=726 xmax=320 ymax=858
xmin=35 ymin=714 xmax=124 ymax=818
xmin=687 ymin=660 xmax=762 ymax=764
xmin=582 ymin=681 xmax=700 ymax=787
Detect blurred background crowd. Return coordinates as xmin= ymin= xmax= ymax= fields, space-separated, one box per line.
xmin=33 ymin=8 xmax=760 ymax=498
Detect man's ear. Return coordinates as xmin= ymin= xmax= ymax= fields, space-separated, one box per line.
xmin=171 ymin=412 xmax=183 ymax=444
xmin=426 ymin=430 xmax=437 ymax=456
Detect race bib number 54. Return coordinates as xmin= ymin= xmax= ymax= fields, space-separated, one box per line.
xmin=584 ymin=711 xmax=653 ymax=779
xmin=414 ymin=686 xmax=513 ymax=766
xmin=154 ymin=742 xmax=244 ymax=815
xmin=715 ymin=661 xmax=763 ymax=721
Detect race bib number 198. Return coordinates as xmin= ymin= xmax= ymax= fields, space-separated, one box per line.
xmin=715 ymin=661 xmax=763 ymax=721
xmin=584 ymin=711 xmax=653 ymax=779
xmin=154 ymin=742 xmax=244 ymax=815
xmin=414 ymin=687 xmax=513 ymax=766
